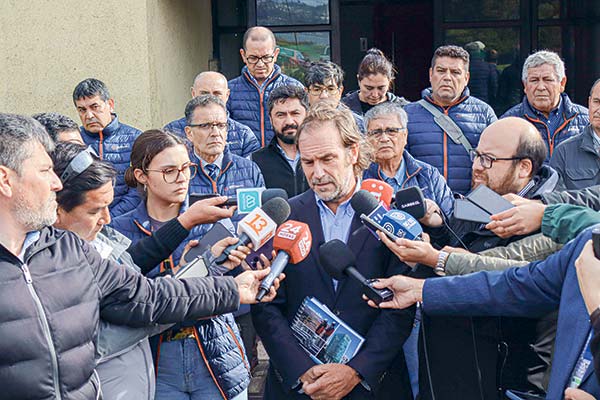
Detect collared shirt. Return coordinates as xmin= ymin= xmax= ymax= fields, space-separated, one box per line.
xmin=197 ymin=152 xmax=224 ymax=172
xmin=531 ymin=97 xmax=564 ymax=134
xmin=315 ymin=192 xmax=356 ymax=245
xmin=276 ymin=143 xmax=300 ymax=172
xmin=18 ymin=231 xmax=41 ymax=262
xmin=378 ymin=158 xmax=407 ymax=192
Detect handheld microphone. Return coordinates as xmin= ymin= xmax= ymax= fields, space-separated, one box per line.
xmin=261 ymin=188 xmax=288 ymax=203
xmin=379 ymin=209 xmax=424 ymax=241
xmin=361 ymin=179 xmax=393 ymax=208
xmin=394 ymin=186 xmax=427 ymax=219
xmin=351 ymin=190 xmax=389 ymax=239
xmin=319 ymin=239 xmax=393 ymax=305
xmin=214 ymin=197 xmax=291 ymax=265
xmin=256 ymin=220 xmax=312 ymax=301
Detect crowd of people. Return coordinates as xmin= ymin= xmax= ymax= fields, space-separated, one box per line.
xmin=2 ymin=24 xmax=600 ymax=400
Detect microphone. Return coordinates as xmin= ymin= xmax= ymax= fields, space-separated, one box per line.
xmin=394 ymin=186 xmax=427 ymax=219
xmin=319 ymin=239 xmax=393 ymax=305
xmin=361 ymin=179 xmax=393 ymax=208
xmin=256 ymin=220 xmax=312 ymax=301
xmin=351 ymin=190 xmax=389 ymax=238
xmin=261 ymin=188 xmax=288 ymax=203
xmin=214 ymin=197 xmax=291 ymax=265
xmin=379 ymin=209 xmax=424 ymax=241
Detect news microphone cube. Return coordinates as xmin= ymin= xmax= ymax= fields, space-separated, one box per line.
xmin=236 ymin=188 xmax=265 ymax=214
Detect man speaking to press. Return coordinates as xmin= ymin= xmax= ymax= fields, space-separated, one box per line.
xmin=0 ymin=113 xmax=282 ymax=400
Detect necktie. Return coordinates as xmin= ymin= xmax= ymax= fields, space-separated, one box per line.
xmin=205 ymin=164 xmax=219 ymax=181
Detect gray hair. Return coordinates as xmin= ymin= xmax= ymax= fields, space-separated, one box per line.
xmin=0 ymin=113 xmax=54 ymax=175
xmin=364 ymin=102 xmax=408 ymax=130
xmin=590 ymin=78 xmax=600 ymax=96
xmin=522 ymin=50 xmax=565 ymax=82
xmin=305 ymin=61 xmax=345 ymax=88
xmin=184 ymin=94 xmax=227 ymax=124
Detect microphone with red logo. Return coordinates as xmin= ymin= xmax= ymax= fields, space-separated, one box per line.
xmin=256 ymin=220 xmax=312 ymax=301
xmin=214 ymin=197 xmax=290 ymax=265
xmin=361 ymin=179 xmax=394 ymax=208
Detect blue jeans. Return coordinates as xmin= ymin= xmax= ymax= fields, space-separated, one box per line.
xmin=155 ymin=338 xmax=248 ymax=400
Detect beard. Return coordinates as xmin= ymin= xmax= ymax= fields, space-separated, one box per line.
xmin=275 ymin=124 xmax=298 ymax=145
xmin=471 ymin=163 xmax=521 ymax=195
xmin=13 ymin=189 xmax=57 ymax=231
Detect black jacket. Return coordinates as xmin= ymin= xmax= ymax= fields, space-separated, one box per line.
xmin=341 ymin=90 xmax=409 ymax=116
xmin=0 ymin=227 xmax=239 ymax=400
xmin=251 ymin=137 xmax=309 ymax=198
xmin=550 ymin=125 xmax=600 ymax=190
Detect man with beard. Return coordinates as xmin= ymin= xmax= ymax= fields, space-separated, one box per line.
xmin=252 ymin=84 xmax=310 ymax=198
xmin=381 ymin=117 xmax=560 ymax=399
xmin=252 ymin=103 xmax=414 ymax=399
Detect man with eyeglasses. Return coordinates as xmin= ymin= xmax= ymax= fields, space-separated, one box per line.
xmin=251 ymin=84 xmax=310 ymax=198
xmin=228 ymin=26 xmax=303 ymax=148
xmin=304 ymin=61 xmax=365 ymax=133
xmin=378 ymin=117 xmax=560 ymax=399
xmin=164 ymin=71 xmax=260 ymax=157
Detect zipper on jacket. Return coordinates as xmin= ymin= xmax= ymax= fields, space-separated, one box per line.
xmin=21 ymin=263 xmax=63 ymax=400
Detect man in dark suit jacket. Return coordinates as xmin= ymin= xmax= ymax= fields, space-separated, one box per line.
xmin=252 ymin=103 xmax=414 ymax=399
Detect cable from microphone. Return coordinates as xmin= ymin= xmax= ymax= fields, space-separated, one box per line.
xmin=256 ymin=220 xmax=312 ymax=301
xmin=319 ymin=239 xmax=393 ymax=305
xmin=214 ymin=197 xmax=291 ymax=265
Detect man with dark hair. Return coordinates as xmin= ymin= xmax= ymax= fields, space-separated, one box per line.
xmin=251 ymin=84 xmax=310 ymax=198
xmin=164 ymin=71 xmax=260 ymax=157
xmin=404 ymin=45 xmax=497 ymax=194
xmin=550 ymin=78 xmax=600 ymax=190
xmin=32 ymin=112 xmax=84 ymax=144
xmin=228 ymin=26 xmax=303 ymax=147
xmin=502 ymin=50 xmax=588 ymax=160
xmin=305 ymin=60 xmax=365 ymax=132
xmin=389 ymin=117 xmax=560 ymax=399
xmin=72 ymin=77 xmax=142 ymax=217
xmin=0 ymin=112 xmax=280 ymax=400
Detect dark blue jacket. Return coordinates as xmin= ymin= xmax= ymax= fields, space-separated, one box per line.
xmin=252 ymin=189 xmax=414 ymax=398
xmin=550 ymin=125 xmax=600 ymax=190
xmin=80 ymin=114 xmax=141 ymax=217
xmin=501 ymin=93 xmax=589 ymax=159
xmin=342 ymin=90 xmax=410 ymax=116
xmin=111 ymin=201 xmax=250 ymax=399
xmin=189 ymin=149 xmax=265 ymax=226
xmin=468 ymin=57 xmax=498 ymax=104
xmin=164 ymin=116 xmax=260 ymax=158
xmin=424 ymin=226 xmax=600 ymax=399
xmin=363 ymin=150 xmax=454 ymax=218
xmin=404 ymin=88 xmax=497 ymax=194
xmin=227 ymin=65 xmax=303 ymax=147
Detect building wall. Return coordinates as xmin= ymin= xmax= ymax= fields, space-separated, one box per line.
xmin=0 ymin=0 xmax=211 ymax=130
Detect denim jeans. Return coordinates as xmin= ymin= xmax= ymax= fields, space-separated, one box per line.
xmin=155 ymin=338 xmax=248 ymax=400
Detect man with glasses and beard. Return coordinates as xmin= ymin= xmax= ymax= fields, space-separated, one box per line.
xmin=228 ymin=26 xmax=303 ymax=148
xmin=252 ymin=84 xmax=310 ymax=198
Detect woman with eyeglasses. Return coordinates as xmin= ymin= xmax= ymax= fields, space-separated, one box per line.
xmin=341 ymin=48 xmax=409 ymax=116
xmin=112 ymin=129 xmax=251 ymax=400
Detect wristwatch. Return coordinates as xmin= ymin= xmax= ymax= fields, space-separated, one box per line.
xmin=434 ymin=250 xmax=450 ymax=276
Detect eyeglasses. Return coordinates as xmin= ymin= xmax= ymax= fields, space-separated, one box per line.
xmin=308 ymin=85 xmax=340 ymax=96
xmin=469 ymin=149 xmax=526 ymax=169
xmin=188 ymin=122 xmax=228 ymax=132
xmin=145 ymin=162 xmax=198 ymax=184
xmin=366 ymin=127 xmax=407 ymax=138
xmin=60 ymin=146 xmax=98 ymax=183
xmin=244 ymin=53 xmax=276 ymax=65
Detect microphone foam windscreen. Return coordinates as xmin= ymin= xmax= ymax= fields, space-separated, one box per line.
xmin=319 ymin=239 xmax=356 ymax=280
xmin=261 ymin=197 xmax=291 ymax=226
xmin=261 ymin=188 xmax=288 ymax=204
xmin=394 ymin=186 xmax=427 ymax=219
xmin=350 ymin=190 xmax=380 ymax=216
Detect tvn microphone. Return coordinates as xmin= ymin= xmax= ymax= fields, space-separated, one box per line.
xmin=256 ymin=220 xmax=312 ymax=301
xmin=361 ymin=179 xmax=394 ymax=208
xmin=394 ymin=186 xmax=427 ymax=219
xmin=214 ymin=197 xmax=291 ymax=265
xmin=319 ymin=239 xmax=393 ymax=305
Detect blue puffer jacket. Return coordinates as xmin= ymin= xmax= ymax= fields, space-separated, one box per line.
xmin=164 ymin=116 xmax=260 ymax=158
xmin=404 ymin=88 xmax=497 ymax=194
xmin=80 ymin=114 xmax=141 ymax=217
xmin=363 ymin=150 xmax=455 ymax=218
xmin=189 ymin=149 xmax=265 ymax=226
xmin=227 ymin=64 xmax=303 ymax=147
xmin=501 ymin=93 xmax=589 ymax=159
xmin=111 ymin=201 xmax=250 ymax=400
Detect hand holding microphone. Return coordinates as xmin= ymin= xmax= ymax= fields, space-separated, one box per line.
xmin=256 ymin=220 xmax=312 ymax=301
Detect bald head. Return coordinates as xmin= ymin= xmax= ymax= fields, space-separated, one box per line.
xmin=191 ymin=71 xmax=230 ymax=104
xmin=243 ymin=26 xmax=277 ymax=50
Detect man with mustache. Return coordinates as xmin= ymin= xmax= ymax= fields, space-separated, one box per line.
xmin=252 ymin=84 xmax=310 ymax=198
xmin=502 ymin=50 xmax=588 ymax=161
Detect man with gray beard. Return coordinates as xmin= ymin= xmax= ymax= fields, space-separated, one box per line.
xmin=252 ymin=84 xmax=310 ymax=197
